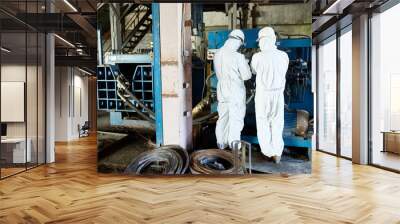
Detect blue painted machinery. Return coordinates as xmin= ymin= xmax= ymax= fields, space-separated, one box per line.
xmin=97 ymin=64 xmax=154 ymax=113
xmin=97 ymin=54 xmax=156 ymax=125
xmin=207 ymin=28 xmax=313 ymax=158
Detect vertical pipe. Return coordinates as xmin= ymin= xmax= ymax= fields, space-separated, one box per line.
xmin=97 ymin=28 xmax=103 ymax=65
xmin=152 ymin=3 xmax=163 ymax=146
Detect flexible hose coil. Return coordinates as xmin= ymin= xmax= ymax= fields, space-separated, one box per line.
xmin=124 ymin=145 xmax=189 ymax=175
xmin=190 ymin=149 xmax=244 ymax=175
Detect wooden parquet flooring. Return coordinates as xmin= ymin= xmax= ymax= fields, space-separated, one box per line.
xmin=1 ymin=135 xmax=400 ymax=223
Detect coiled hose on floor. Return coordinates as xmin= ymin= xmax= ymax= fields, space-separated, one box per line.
xmin=190 ymin=149 xmax=244 ymax=175
xmin=124 ymin=145 xmax=189 ymax=175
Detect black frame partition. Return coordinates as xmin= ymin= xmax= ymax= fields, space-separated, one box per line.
xmin=315 ymin=23 xmax=353 ymax=160
xmin=368 ymin=2 xmax=400 ymax=173
xmin=316 ymin=33 xmax=338 ymax=157
xmin=315 ymin=0 xmax=400 ymax=173
xmin=338 ymin=24 xmax=353 ymax=159
xmin=0 ymin=0 xmax=47 ymax=180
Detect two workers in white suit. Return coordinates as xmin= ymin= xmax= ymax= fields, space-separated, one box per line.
xmin=213 ymin=27 xmax=289 ymax=163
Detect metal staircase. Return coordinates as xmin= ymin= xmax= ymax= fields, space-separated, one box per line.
xmin=103 ymin=4 xmax=151 ymax=54
xmin=121 ymin=5 xmax=152 ymax=53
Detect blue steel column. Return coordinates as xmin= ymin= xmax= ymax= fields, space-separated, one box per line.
xmin=152 ymin=3 xmax=163 ymax=146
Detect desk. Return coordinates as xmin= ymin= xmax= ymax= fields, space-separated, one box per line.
xmin=1 ymin=138 xmax=32 ymax=163
xmin=382 ymin=131 xmax=400 ymax=154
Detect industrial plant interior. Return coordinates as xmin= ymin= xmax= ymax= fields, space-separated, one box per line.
xmin=97 ymin=2 xmax=313 ymax=175
xmin=0 ymin=0 xmax=400 ymax=223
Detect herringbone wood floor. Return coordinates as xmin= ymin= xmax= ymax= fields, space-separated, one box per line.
xmin=1 ymin=135 xmax=400 ymax=224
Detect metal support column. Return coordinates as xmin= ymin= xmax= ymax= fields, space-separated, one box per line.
xmin=336 ymin=28 xmax=341 ymax=157
xmin=152 ymin=3 xmax=163 ymax=146
xmin=352 ymin=14 xmax=369 ymax=164
xmin=46 ymin=17 xmax=56 ymax=163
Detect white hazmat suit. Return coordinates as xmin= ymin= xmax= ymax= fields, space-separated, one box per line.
xmin=213 ymin=30 xmax=252 ymax=149
xmin=251 ymin=27 xmax=289 ymax=158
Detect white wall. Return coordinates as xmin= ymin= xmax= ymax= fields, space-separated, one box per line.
xmin=54 ymin=66 xmax=89 ymax=141
xmin=1 ymin=65 xmax=43 ymax=138
xmin=1 ymin=63 xmax=46 ymax=163
xmin=1 ymin=65 xmax=26 ymax=139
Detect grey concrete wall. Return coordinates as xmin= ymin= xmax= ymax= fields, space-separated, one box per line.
xmin=204 ymin=3 xmax=311 ymax=37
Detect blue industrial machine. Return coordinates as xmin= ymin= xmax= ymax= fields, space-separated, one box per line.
xmin=97 ymin=64 xmax=154 ymax=113
xmin=207 ymin=28 xmax=313 ymax=158
xmin=97 ymin=53 xmax=156 ymax=126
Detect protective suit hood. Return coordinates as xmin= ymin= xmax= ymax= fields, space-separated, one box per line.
xmin=258 ymin=27 xmax=277 ymax=51
xmin=259 ymin=36 xmax=276 ymax=51
xmin=223 ymin=38 xmax=242 ymax=52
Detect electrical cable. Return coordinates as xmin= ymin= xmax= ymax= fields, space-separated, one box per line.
xmin=124 ymin=145 xmax=189 ymax=175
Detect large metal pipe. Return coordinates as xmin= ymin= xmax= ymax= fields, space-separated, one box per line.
xmin=97 ymin=28 xmax=103 ymax=65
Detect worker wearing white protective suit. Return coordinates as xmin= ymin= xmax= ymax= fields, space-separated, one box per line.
xmin=213 ymin=29 xmax=252 ymax=149
xmin=251 ymin=27 xmax=289 ymax=163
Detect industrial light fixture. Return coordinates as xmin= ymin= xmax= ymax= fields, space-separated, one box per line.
xmin=54 ymin=34 xmax=75 ymax=48
xmin=78 ymin=67 xmax=93 ymax=76
xmin=63 ymin=0 xmax=78 ymax=12
xmin=1 ymin=47 xmax=11 ymax=53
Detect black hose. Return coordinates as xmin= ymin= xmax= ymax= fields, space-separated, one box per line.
xmin=190 ymin=149 xmax=244 ymax=175
xmin=124 ymin=145 xmax=189 ymax=175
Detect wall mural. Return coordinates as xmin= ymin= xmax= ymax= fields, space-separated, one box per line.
xmin=97 ymin=2 xmax=313 ymax=175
